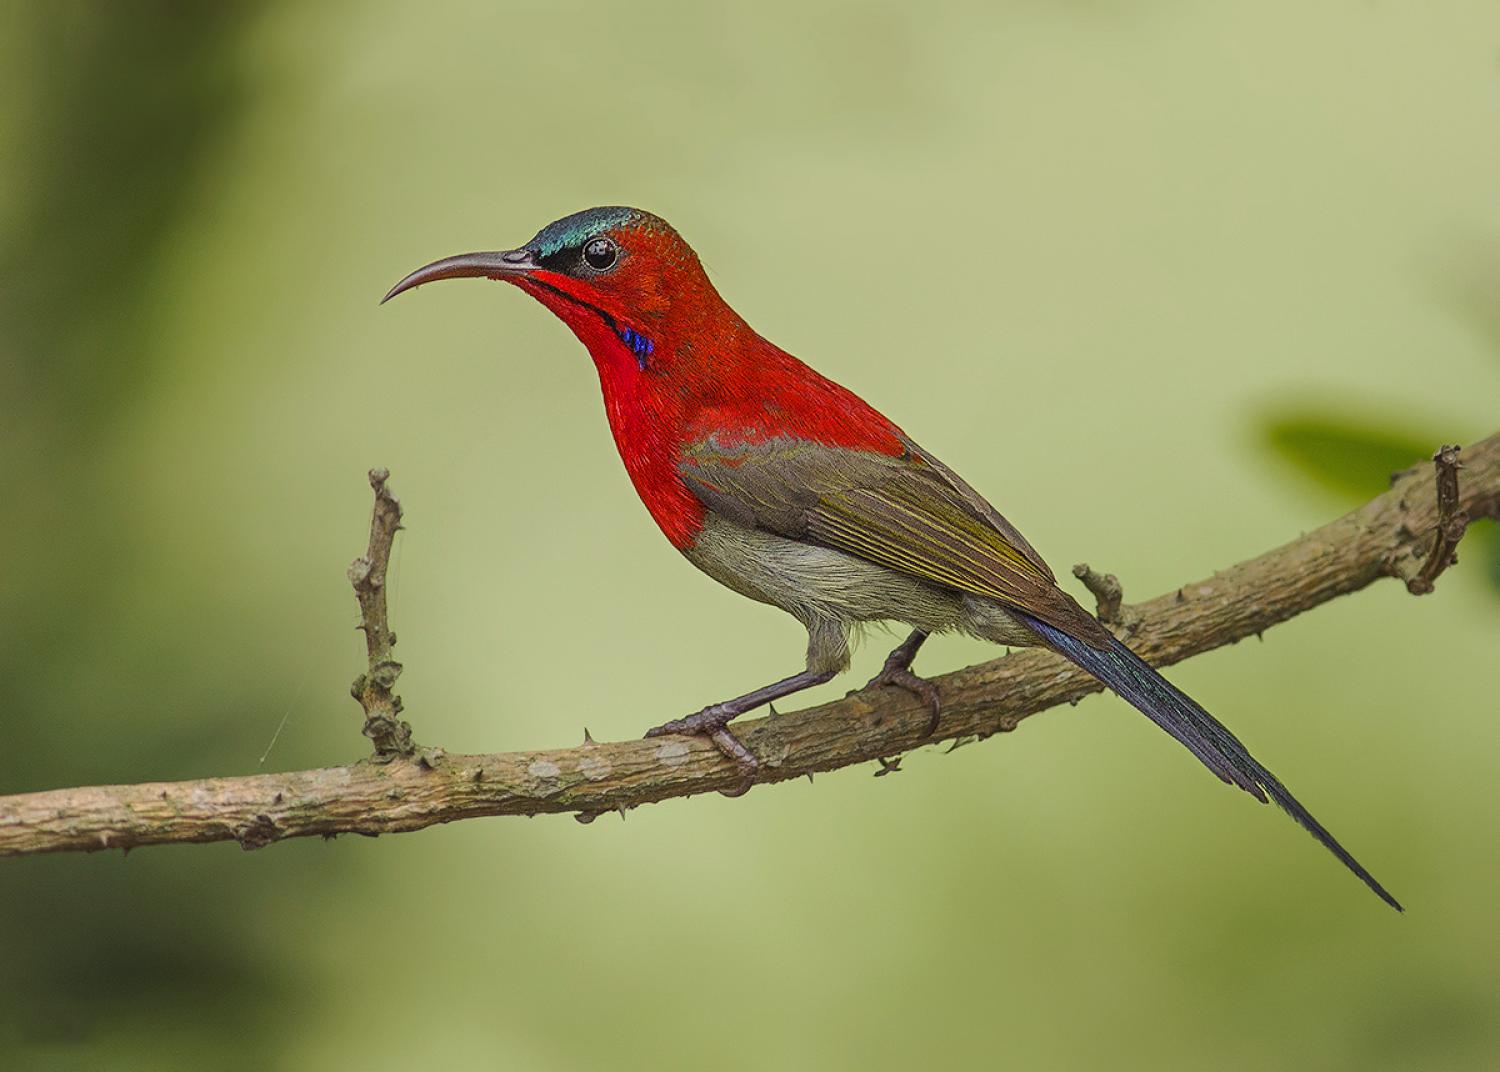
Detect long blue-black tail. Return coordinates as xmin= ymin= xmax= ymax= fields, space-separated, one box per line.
xmin=1014 ymin=609 xmax=1401 ymax=911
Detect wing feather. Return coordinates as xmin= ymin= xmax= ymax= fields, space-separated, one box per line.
xmin=680 ymin=435 xmax=1109 ymax=645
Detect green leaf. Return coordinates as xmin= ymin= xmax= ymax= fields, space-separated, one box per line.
xmin=1260 ymin=413 xmax=1439 ymax=501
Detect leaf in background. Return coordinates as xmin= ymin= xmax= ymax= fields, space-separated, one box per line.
xmin=1260 ymin=412 xmax=1441 ymax=501
xmin=1260 ymin=409 xmax=1499 ymax=594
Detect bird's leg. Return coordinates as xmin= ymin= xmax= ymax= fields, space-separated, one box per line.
xmin=864 ymin=629 xmax=941 ymax=737
xmin=645 ymin=668 xmax=836 ymax=787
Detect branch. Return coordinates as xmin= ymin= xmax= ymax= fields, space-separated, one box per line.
xmin=1402 ymin=444 xmax=1469 ymax=594
xmin=3 ymin=433 xmax=1497 ymax=857
xmin=1071 ymin=562 xmax=1124 ymax=624
xmin=346 ymin=468 xmax=415 ymax=758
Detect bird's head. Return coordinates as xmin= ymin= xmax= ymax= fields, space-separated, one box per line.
xmin=384 ymin=206 xmax=737 ymax=371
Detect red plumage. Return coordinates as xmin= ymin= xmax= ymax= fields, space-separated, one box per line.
xmin=514 ymin=232 xmax=905 ymax=548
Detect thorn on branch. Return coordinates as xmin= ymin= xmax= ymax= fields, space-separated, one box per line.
xmin=349 ymin=468 xmax=416 ymax=759
xmin=1072 ymin=563 xmax=1124 ymax=624
xmin=1405 ymin=444 xmax=1469 ymax=595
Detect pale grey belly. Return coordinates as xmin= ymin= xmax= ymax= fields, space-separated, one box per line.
xmin=683 ymin=513 xmax=1037 ymax=670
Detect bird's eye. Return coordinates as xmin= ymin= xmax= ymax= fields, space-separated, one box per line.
xmin=583 ymin=237 xmax=618 ymax=272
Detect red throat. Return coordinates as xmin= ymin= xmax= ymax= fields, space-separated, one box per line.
xmin=513 ymin=270 xmax=905 ymax=549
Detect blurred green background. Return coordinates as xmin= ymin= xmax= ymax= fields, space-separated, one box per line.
xmin=2 ymin=2 xmax=1498 ymax=1068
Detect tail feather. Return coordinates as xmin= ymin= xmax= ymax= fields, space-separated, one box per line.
xmin=1014 ymin=610 xmax=1402 ymax=912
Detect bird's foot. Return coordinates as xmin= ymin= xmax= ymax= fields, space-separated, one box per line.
xmin=864 ymin=662 xmax=942 ymax=738
xmin=645 ymin=705 xmax=758 ymax=797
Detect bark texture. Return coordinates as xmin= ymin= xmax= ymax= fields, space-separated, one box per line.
xmin=347 ymin=468 xmax=415 ymax=757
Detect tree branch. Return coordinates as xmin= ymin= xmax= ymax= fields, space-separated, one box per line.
xmin=1401 ymin=444 xmax=1469 ymax=594
xmin=1071 ymin=562 xmax=1124 ymax=624
xmin=3 ymin=433 xmax=1497 ymax=858
xmin=347 ymin=468 xmax=415 ymax=758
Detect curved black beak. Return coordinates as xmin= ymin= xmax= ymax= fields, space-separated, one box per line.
xmin=381 ymin=248 xmax=540 ymax=304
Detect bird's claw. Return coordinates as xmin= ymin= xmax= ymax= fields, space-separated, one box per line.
xmin=644 ymin=706 xmax=758 ymax=797
xmin=864 ymin=664 xmax=942 ymax=738
xmin=708 ymin=728 xmax=757 ymax=797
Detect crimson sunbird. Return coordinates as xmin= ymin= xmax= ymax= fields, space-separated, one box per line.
xmin=385 ymin=206 xmax=1399 ymax=910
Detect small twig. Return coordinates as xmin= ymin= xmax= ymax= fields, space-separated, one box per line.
xmin=1072 ymin=562 xmax=1124 ymax=624
xmin=1405 ymin=445 xmax=1469 ymax=595
xmin=347 ymin=468 xmax=415 ymax=758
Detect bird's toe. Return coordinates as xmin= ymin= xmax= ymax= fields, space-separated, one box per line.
xmin=865 ymin=666 xmax=942 ymax=738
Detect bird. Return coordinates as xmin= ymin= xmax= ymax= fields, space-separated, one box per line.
xmin=384 ymin=206 xmax=1400 ymax=911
